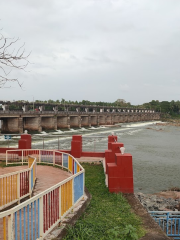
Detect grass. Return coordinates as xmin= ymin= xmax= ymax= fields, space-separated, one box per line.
xmin=0 ymin=161 xmax=6 ymax=168
xmin=0 ymin=161 xmax=28 ymax=168
xmin=64 ymin=163 xmax=145 ymax=240
xmin=0 ymin=161 xmax=68 ymax=172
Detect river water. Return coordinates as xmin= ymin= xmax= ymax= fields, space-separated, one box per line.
xmin=1 ymin=121 xmax=180 ymax=194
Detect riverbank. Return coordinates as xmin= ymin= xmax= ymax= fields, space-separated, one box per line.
xmin=160 ymin=115 xmax=180 ymax=126
xmin=136 ymin=190 xmax=180 ymax=212
xmin=157 ymin=120 xmax=180 ymax=127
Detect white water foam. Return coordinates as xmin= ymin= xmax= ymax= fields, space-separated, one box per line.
xmin=30 ymin=121 xmax=161 ymax=147
xmin=0 ymin=136 xmax=6 ymax=141
xmin=70 ymin=128 xmax=78 ymax=132
xmin=126 ymin=129 xmax=143 ymax=135
xmin=12 ymin=136 xmax=21 ymax=139
xmin=34 ymin=131 xmax=48 ymax=136
xmin=80 ymin=127 xmax=89 ymax=131
xmin=89 ymin=127 xmax=96 ymax=129
xmin=41 ymin=131 xmax=48 ymax=134
xmin=63 ymin=128 xmax=78 ymax=133
xmin=56 ymin=130 xmax=64 ymax=133
xmin=121 ymin=121 xmax=161 ymax=128
xmin=51 ymin=130 xmax=64 ymax=134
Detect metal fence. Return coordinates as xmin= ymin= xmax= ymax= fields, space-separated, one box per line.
xmin=1 ymin=150 xmax=85 ymax=240
xmin=0 ymin=156 xmax=37 ymax=211
xmin=149 ymin=211 xmax=180 ymax=239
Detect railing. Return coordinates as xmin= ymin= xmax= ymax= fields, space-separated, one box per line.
xmin=6 ymin=150 xmax=81 ymax=174
xmin=149 ymin=211 xmax=180 ymax=239
xmin=0 ymin=110 xmax=156 ymax=114
xmin=0 ymin=156 xmax=37 ymax=211
xmin=0 ymin=150 xmax=84 ymax=240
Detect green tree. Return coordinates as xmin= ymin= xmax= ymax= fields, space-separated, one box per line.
xmin=160 ymin=101 xmax=170 ymax=113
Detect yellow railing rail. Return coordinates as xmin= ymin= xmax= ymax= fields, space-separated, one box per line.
xmin=0 ymin=156 xmax=37 ymax=211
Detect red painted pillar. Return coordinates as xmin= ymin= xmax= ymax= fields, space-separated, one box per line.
xmin=107 ymin=153 xmax=134 ymax=193
xmin=105 ymin=135 xmax=124 ymax=173
xmin=108 ymin=135 xmax=117 ymax=149
xmin=18 ymin=134 xmax=32 ymax=149
xmin=71 ymin=135 xmax=82 ymax=158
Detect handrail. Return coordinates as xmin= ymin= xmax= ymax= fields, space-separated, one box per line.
xmin=0 ymin=156 xmax=37 ymax=211
xmin=0 ymin=171 xmax=83 ymax=217
xmin=6 ymin=149 xmax=83 ymax=173
xmin=149 ymin=211 xmax=180 ymax=214
xmin=0 ymin=110 xmax=156 ymax=114
xmin=1 ymin=150 xmax=85 ymax=240
xmin=149 ymin=211 xmax=180 ymax=238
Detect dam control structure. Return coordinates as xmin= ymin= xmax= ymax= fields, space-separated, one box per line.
xmin=0 ymin=101 xmax=160 ymax=133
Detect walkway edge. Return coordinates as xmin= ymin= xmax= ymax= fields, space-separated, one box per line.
xmin=123 ymin=193 xmax=171 ymax=240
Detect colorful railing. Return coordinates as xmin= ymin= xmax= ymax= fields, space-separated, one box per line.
xmin=6 ymin=149 xmax=40 ymax=165
xmin=1 ymin=150 xmax=84 ymax=240
xmin=0 ymin=156 xmax=37 ymax=211
xmin=6 ymin=149 xmax=82 ymax=174
xmin=149 ymin=211 xmax=180 ymax=239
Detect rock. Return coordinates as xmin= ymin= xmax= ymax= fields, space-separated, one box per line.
xmin=135 ymin=191 xmax=180 ymax=212
xmin=159 ymin=206 xmax=167 ymax=211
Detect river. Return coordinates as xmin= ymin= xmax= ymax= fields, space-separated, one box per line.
xmin=1 ymin=121 xmax=180 ymax=194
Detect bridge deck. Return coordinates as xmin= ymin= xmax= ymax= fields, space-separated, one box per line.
xmin=0 ymin=165 xmax=72 ymax=239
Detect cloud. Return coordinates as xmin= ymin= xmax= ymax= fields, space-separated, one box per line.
xmin=0 ymin=0 xmax=180 ymax=104
xmin=119 ymin=84 xmax=129 ymax=92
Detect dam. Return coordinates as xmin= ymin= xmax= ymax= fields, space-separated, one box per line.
xmin=0 ymin=101 xmax=160 ymax=133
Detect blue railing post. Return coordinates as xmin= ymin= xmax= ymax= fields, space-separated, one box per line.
xmin=166 ymin=212 xmax=169 ymax=235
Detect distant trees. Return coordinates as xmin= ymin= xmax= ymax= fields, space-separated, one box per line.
xmin=141 ymin=100 xmax=180 ymax=114
xmin=0 ymin=29 xmax=30 ymax=88
xmin=8 ymin=98 xmax=180 ymax=115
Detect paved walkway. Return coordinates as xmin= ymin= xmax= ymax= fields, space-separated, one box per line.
xmin=0 ymin=165 xmax=72 ymax=239
xmin=33 ymin=165 xmax=72 ymax=196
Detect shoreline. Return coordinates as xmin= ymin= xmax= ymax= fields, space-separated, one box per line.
xmin=160 ymin=117 xmax=180 ymax=126
xmin=136 ymin=190 xmax=180 ymax=212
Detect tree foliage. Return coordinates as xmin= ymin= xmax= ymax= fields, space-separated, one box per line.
xmin=138 ymin=100 xmax=180 ymax=114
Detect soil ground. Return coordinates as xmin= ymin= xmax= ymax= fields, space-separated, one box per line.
xmin=124 ymin=194 xmax=170 ymax=240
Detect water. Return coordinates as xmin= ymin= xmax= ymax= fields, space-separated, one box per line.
xmin=1 ymin=121 xmax=180 ymax=194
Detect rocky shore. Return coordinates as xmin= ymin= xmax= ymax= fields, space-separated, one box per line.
xmin=135 ymin=191 xmax=180 ymax=212
xmin=158 ymin=119 xmax=180 ymax=127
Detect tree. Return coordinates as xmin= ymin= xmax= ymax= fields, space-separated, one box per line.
xmin=0 ymin=29 xmax=30 ymax=88
xmin=61 ymin=98 xmax=65 ymax=104
xmin=160 ymin=101 xmax=170 ymax=113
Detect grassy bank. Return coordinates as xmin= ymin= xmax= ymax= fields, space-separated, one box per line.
xmin=0 ymin=161 xmax=6 ymax=167
xmin=64 ymin=163 xmax=145 ymax=240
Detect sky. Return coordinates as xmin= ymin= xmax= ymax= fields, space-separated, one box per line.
xmin=0 ymin=0 xmax=180 ymax=105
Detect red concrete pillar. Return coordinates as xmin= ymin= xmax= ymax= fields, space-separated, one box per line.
xmin=71 ymin=135 xmax=82 ymax=158
xmin=108 ymin=135 xmax=117 ymax=150
xmin=107 ymin=153 xmax=134 ymax=193
xmin=105 ymin=141 xmax=124 ymax=173
xmin=18 ymin=134 xmax=32 ymax=149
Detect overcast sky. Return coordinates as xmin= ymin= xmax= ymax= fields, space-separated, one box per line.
xmin=0 ymin=0 xmax=180 ymax=105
